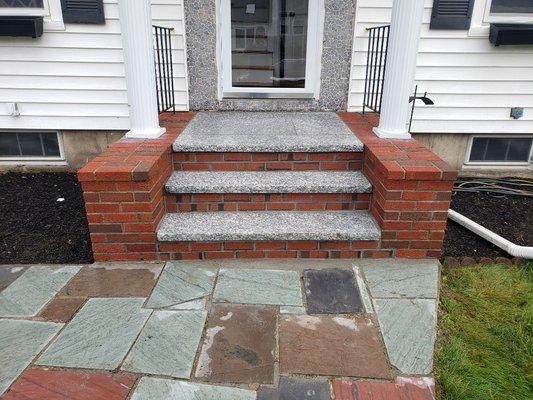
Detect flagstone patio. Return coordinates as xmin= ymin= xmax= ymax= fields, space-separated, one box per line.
xmin=0 ymin=259 xmax=439 ymax=400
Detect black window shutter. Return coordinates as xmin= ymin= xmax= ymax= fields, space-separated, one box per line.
xmin=61 ymin=0 xmax=105 ymax=24
xmin=430 ymin=0 xmax=475 ymax=30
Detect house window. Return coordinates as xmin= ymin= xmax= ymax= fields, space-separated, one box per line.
xmin=490 ymin=0 xmax=533 ymax=15
xmin=0 ymin=131 xmax=63 ymax=160
xmin=467 ymin=136 xmax=533 ymax=164
xmin=0 ymin=0 xmax=44 ymax=7
xmin=0 ymin=0 xmax=64 ymax=30
xmin=470 ymin=0 xmax=533 ymax=36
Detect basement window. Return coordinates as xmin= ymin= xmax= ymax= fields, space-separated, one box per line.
xmin=0 ymin=131 xmax=64 ymax=160
xmin=467 ymin=136 xmax=533 ymax=164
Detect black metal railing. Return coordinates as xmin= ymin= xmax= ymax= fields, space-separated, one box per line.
xmin=362 ymin=25 xmax=390 ymax=114
xmin=153 ymin=25 xmax=175 ymax=113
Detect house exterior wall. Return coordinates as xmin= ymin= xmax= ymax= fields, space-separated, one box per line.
xmin=0 ymin=0 xmax=189 ymax=131
xmin=348 ymin=0 xmax=533 ymax=135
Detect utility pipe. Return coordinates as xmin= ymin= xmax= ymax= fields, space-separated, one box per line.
xmin=448 ymin=209 xmax=533 ymax=259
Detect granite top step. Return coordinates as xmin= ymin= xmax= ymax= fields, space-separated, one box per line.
xmin=165 ymin=171 xmax=372 ymax=194
xmin=173 ymin=112 xmax=364 ymax=153
xmin=157 ymin=211 xmax=381 ymax=242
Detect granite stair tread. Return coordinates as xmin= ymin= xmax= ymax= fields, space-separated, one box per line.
xmin=165 ymin=171 xmax=372 ymax=194
xmin=157 ymin=211 xmax=381 ymax=242
xmin=172 ymin=112 xmax=364 ymax=153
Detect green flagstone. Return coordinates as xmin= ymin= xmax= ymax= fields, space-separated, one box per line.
xmin=122 ymin=310 xmax=207 ymax=378
xmin=145 ymin=262 xmax=216 ymax=309
xmin=280 ymin=305 xmax=307 ymax=314
xmin=169 ymin=298 xmax=206 ymax=310
xmin=0 ymin=319 xmax=63 ymax=396
xmin=37 ymin=298 xmax=151 ymax=370
xmin=374 ymin=298 xmax=437 ymax=375
xmin=361 ymin=260 xmax=439 ymax=299
xmin=130 ymin=377 xmax=256 ymax=400
xmin=0 ymin=266 xmax=81 ymax=317
xmin=213 ymin=268 xmax=303 ymax=306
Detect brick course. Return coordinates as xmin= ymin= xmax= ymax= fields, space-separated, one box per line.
xmin=166 ymin=193 xmax=371 ymax=212
xmin=173 ymin=151 xmax=363 ymax=171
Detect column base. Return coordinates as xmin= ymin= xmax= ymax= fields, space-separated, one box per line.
xmin=125 ymin=127 xmax=166 ymax=139
xmin=373 ymin=126 xmax=412 ymax=140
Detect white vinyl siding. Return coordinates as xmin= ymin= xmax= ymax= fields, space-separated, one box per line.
xmin=0 ymin=0 xmax=189 ymax=131
xmin=347 ymin=0 xmax=533 ymax=134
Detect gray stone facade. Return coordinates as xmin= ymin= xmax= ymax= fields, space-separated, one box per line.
xmin=183 ymin=0 xmax=356 ymax=111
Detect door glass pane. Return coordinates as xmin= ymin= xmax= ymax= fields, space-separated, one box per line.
xmin=231 ymin=0 xmax=309 ymax=88
xmin=490 ymin=0 xmax=533 ymax=14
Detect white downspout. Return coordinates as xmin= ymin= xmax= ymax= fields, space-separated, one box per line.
xmin=448 ymin=209 xmax=533 ymax=259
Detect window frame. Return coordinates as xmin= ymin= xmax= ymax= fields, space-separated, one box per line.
xmin=218 ymin=0 xmax=325 ymax=99
xmin=469 ymin=0 xmax=533 ymax=37
xmin=465 ymin=135 xmax=533 ymax=166
xmin=0 ymin=0 xmax=64 ymax=31
xmin=0 ymin=130 xmax=65 ymax=162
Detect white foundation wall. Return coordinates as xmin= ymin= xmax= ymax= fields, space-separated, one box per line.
xmin=0 ymin=0 xmax=188 ymax=131
xmin=348 ymin=0 xmax=533 ymax=134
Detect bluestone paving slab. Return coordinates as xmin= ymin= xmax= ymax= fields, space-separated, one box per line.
xmin=0 ymin=319 xmax=63 ymax=396
xmin=360 ymin=259 xmax=439 ymax=299
xmin=59 ymin=266 xmax=160 ymax=298
xmin=279 ymin=314 xmax=390 ymax=378
xmin=130 ymin=377 xmax=256 ymax=400
xmin=122 ymin=310 xmax=207 ymax=378
xmin=280 ymin=305 xmax=307 ymax=314
xmin=37 ymin=296 xmax=86 ymax=323
xmin=37 ymin=298 xmax=151 ymax=370
xmin=303 ymin=268 xmax=363 ymax=314
xmin=195 ymin=304 xmax=277 ymax=384
xmin=0 ymin=266 xmax=81 ymax=317
xmin=257 ymin=376 xmax=331 ymax=400
xmin=172 ymin=112 xmax=363 ymax=152
xmin=2 ymin=369 xmax=137 ymax=400
xmin=166 ymin=170 xmax=372 ymax=194
xmin=169 ymin=297 xmax=207 ymax=310
xmin=158 ymin=211 xmax=381 ymax=242
xmin=0 ymin=266 xmax=27 ymax=291
xmin=145 ymin=262 xmax=216 ymax=309
xmin=213 ymin=268 xmax=303 ymax=306
xmin=374 ymin=298 xmax=437 ymax=375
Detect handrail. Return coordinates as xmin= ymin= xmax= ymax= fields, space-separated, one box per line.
xmin=362 ymin=25 xmax=390 ymax=114
xmin=153 ymin=25 xmax=175 ymax=113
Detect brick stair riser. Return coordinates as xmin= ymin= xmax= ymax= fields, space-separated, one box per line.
xmin=157 ymin=240 xmax=393 ymax=261
xmin=165 ymin=193 xmax=371 ymax=212
xmin=173 ymin=152 xmax=363 ymax=171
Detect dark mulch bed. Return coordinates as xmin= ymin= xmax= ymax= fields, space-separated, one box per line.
xmin=443 ymin=189 xmax=532 ymax=258
xmin=0 ymin=172 xmax=93 ymax=264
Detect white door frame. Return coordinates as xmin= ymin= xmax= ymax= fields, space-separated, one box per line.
xmin=218 ymin=0 xmax=324 ymax=99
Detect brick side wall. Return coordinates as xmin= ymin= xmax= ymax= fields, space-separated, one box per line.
xmin=77 ymin=113 xmax=195 ymax=262
xmin=173 ymin=152 xmax=363 ymax=171
xmin=340 ymin=113 xmax=457 ymax=258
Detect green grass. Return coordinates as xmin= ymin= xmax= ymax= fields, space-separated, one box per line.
xmin=436 ymin=262 xmax=533 ymax=400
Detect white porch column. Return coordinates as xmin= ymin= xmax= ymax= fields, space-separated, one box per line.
xmin=118 ymin=0 xmax=165 ymax=139
xmin=373 ymin=0 xmax=425 ymax=140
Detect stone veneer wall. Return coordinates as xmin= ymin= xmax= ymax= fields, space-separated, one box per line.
xmin=184 ymin=0 xmax=355 ymax=111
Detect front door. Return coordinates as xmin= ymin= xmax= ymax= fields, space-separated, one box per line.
xmin=219 ymin=0 xmax=321 ymax=98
